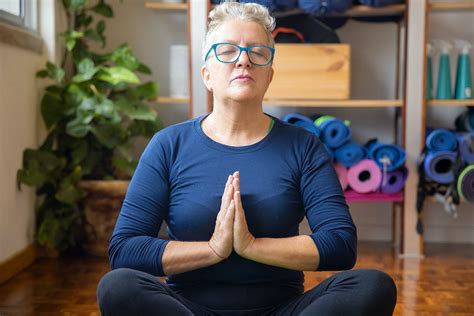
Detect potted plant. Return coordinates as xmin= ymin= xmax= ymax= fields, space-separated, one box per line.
xmin=17 ymin=0 xmax=161 ymax=256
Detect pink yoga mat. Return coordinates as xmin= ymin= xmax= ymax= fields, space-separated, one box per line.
xmin=347 ymin=159 xmax=382 ymax=194
xmin=333 ymin=163 xmax=348 ymax=191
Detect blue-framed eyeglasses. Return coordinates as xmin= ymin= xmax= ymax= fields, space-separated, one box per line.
xmin=204 ymin=42 xmax=275 ymax=66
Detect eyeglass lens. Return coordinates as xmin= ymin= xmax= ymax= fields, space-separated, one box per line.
xmin=215 ymin=44 xmax=272 ymax=65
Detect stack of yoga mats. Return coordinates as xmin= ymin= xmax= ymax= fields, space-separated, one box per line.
xmin=283 ymin=113 xmax=408 ymax=194
xmin=421 ymin=128 xmax=474 ymax=203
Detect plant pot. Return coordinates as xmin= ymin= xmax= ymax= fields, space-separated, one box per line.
xmin=79 ymin=180 xmax=129 ymax=257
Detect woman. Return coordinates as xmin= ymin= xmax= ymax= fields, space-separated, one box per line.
xmin=97 ymin=1 xmax=397 ymax=315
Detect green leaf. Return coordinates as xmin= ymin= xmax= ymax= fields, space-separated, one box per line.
xmin=95 ymin=98 xmax=116 ymax=118
xmin=17 ymin=165 xmax=47 ymax=188
xmin=109 ymin=44 xmax=140 ymax=70
xmin=97 ymin=20 xmax=105 ymax=34
xmin=76 ymin=12 xmax=93 ymax=28
xmin=36 ymin=70 xmax=49 ymax=78
xmin=55 ymin=167 xmax=83 ymax=204
xmin=41 ymin=90 xmax=63 ymax=129
xmin=72 ymin=58 xmax=98 ymax=82
xmin=37 ymin=215 xmax=62 ymax=248
xmin=62 ymin=31 xmax=84 ymax=51
xmin=136 ymin=82 xmax=159 ymax=100
xmin=136 ymin=63 xmax=152 ymax=74
xmin=116 ymin=99 xmax=157 ymax=121
xmin=64 ymin=0 xmax=88 ymax=11
xmin=90 ymin=124 xmax=123 ymax=148
xmin=66 ymin=117 xmax=90 ymax=138
xmin=71 ymin=141 xmax=88 ymax=165
xmin=46 ymin=62 xmax=65 ymax=82
xmin=96 ymin=66 xmax=140 ymax=85
xmin=92 ymin=0 xmax=113 ymax=17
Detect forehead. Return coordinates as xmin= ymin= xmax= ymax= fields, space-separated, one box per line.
xmin=211 ymin=19 xmax=270 ymax=46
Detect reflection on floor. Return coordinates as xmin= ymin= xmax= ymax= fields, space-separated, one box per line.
xmin=0 ymin=242 xmax=473 ymax=315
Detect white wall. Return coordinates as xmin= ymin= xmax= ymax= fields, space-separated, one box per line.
xmin=0 ymin=1 xmax=60 ymax=262
xmin=99 ymin=1 xmax=473 ymax=243
xmin=0 ymin=41 xmax=43 ymax=262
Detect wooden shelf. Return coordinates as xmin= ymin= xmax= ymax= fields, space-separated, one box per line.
xmin=145 ymin=2 xmax=187 ymax=11
xmin=428 ymin=99 xmax=474 ymax=106
xmin=429 ymin=2 xmax=474 ymax=11
xmin=153 ymin=96 xmax=189 ymax=104
xmin=344 ymin=190 xmax=404 ymax=203
xmin=263 ymin=99 xmax=403 ymax=107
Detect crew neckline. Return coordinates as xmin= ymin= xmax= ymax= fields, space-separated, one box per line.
xmin=194 ymin=113 xmax=279 ymax=153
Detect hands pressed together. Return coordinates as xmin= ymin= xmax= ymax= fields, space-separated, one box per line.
xmin=208 ymin=171 xmax=256 ymax=260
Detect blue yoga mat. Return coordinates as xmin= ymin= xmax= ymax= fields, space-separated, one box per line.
xmin=315 ymin=118 xmax=351 ymax=149
xmin=423 ymin=151 xmax=457 ymax=184
xmin=367 ymin=142 xmax=406 ymax=172
xmin=426 ymin=128 xmax=457 ymax=152
xmin=334 ymin=142 xmax=367 ymax=167
xmin=282 ymin=113 xmax=321 ymax=137
xmin=457 ymin=133 xmax=474 ymax=164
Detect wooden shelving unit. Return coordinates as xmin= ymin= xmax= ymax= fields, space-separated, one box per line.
xmin=263 ymin=99 xmax=403 ymax=107
xmin=153 ymin=96 xmax=189 ymax=104
xmin=145 ymin=2 xmax=187 ymax=11
xmin=429 ymin=1 xmax=474 ymax=11
xmin=428 ymin=99 xmax=474 ymax=106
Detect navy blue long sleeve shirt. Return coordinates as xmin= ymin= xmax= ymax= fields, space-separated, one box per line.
xmin=109 ymin=113 xmax=357 ymax=291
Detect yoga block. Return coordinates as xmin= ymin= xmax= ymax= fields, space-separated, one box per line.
xmin=265 ymin=44 xmax=350 ymax=100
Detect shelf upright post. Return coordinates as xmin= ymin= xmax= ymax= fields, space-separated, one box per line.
xmin=401 ymin=0 xmax=427 ymax=258
xmin=190 ymin=0 xmax=209 ymax=117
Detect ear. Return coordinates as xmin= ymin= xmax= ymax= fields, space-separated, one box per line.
xmin=268 ymin=66 xmax=274 ymax=83
xmin=201 ymin=64 xmax=213 ymax=92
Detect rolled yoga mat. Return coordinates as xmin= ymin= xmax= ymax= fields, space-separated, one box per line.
xmin=367 ymin=142 xmax=406 ymax=172
xmin=457 ymin=133 xmax=474 ymax=164
xmin=457 ymin=164 xmax=474 ymax=202
xmin=333 ymin=163 xmax=348 ymax=191
xmin=455 ymin=110 xmax=474 ymax=132
xmin=334 ymin=142 xmax=367 ymax=167
xmin=426 ymin=128 xmax=457 ymax=152
xmin=423 ymin=151 xmax=457 ymax=184
xmin=314 ymin=115 xmax=351 ymax=149
xmin=380 ymin=168 xmax=408 ymax=194
xmin=347 ymin=159 xmax=382 ymax=193
xmin=282 ymin=113 xmax=321 ymax=137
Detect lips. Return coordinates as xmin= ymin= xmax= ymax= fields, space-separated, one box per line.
xmin=232 ymin=74 xmax=254 ymax=82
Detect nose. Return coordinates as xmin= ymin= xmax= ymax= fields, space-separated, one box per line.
xmin=236 ymin=50 xmax=251 ymax=68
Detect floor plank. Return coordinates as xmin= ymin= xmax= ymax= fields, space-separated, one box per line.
xmin=0 ymin=242 xmax=472 ymax=315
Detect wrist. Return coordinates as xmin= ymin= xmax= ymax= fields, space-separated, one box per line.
xmin=239 ymin=236 xmax=256 ymax=259
xmin=208 ymin=241 xmax=226 ymax=264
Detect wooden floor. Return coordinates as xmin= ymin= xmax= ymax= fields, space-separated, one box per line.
xmin=0 ymin=242 xmax=473 ymax=315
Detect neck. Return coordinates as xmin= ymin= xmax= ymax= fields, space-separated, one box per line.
xmin=202 ymin=99 xmax=271 ymax=146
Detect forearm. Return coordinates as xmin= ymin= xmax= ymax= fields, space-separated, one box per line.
xmin=162 ymin=240 xmax=222 ymax=275
xmin=241 ymin=235 xmax=320 ymax=271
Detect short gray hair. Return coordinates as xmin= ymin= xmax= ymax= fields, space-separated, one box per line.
xmin=202 ymin=0 xmax=276 ymax=62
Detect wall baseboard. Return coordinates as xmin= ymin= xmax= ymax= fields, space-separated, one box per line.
xmin=0 ymin=244 xmax=37 ymax=284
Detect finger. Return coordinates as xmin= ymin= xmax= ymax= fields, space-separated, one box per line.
xmin=234 ymin=191 xmax=246 ymax=225
xmin=220 ymin=175 xmax=234 ymax=211
xmin=225 ymin=200 xmax=236 ymax=227
xmin=233 ymin=171 xmax=240 ymax=179
xmin=232 ymin=177 xmax=240 ymax=193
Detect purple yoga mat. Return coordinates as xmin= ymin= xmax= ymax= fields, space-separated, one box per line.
xmin=380 ymin=168 xmax=408 ymax=194
xmin=457 ymin=133 xmax=474 ymax=164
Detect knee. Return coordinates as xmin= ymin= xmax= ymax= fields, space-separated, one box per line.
xmin=97 ymin=268 xmax=142 ymax=313
xmin=357 ymin=269 xmax=397 ymax=312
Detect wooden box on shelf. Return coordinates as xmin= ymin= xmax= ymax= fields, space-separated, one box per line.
xmin=265 ymin=44 xmax=350 ymax=100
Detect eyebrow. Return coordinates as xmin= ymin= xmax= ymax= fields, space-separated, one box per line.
xmin=219 ymin=40 xmax=269 ymax=46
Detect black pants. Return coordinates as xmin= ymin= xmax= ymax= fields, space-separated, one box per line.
xmin=97 ymin=268 xmax=396 ymax=316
